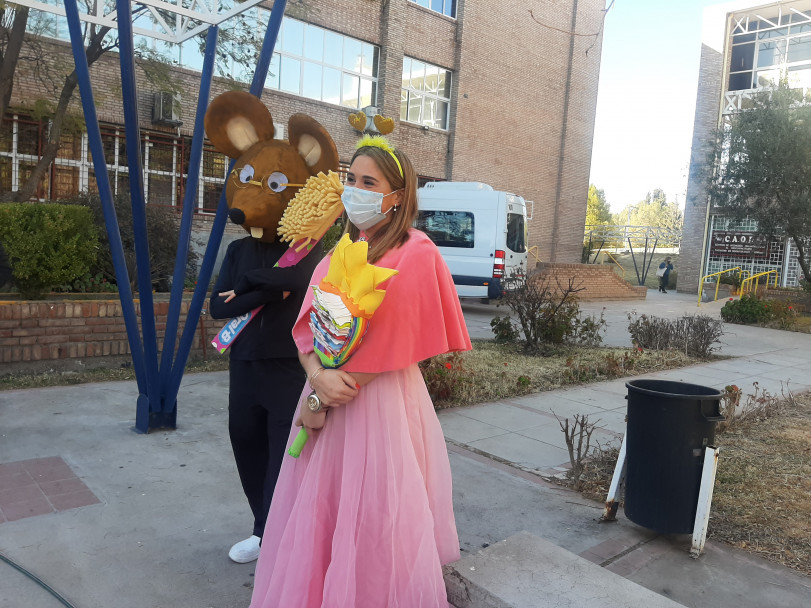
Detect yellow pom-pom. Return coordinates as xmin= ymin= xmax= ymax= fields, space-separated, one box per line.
xmin=278 ymin=171 xmax=345 ymax=244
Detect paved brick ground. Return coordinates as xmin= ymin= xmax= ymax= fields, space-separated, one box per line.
xmin=0 ymin=456 xmax=99 ymax=523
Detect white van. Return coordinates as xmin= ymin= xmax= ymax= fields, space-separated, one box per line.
xmin=416 ymin=182 xmax=528 ymax=300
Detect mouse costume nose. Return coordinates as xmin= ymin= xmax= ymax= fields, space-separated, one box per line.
xmin=229 ymin=208 xmax=246 ymax=225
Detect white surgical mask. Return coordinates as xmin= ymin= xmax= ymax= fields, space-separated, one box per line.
xmin=341 ymin=186 xmax=400 ymax=230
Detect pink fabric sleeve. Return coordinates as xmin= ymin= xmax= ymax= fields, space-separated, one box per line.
xmin=292 ymin=229 xmax=472 ymax=372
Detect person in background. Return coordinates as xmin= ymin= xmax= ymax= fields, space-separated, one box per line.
xmin=658 ymin=257 xmax=674 ymax=293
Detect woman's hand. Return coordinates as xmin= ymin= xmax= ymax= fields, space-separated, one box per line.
xmin=311 ymin=369 xmax=359 ymax=407
xmin=219 ymin=289 xmax=237 ymax=303
xmin=296 ymin=408 xmax=327 ymax=432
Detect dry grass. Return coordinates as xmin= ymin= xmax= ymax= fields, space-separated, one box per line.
xmin=0 ymin=357 xmax=230 ymax=391
xmin=710 ymin=391 xmax=811 ymax=575
xmin=428 ymin=340 xmax=702 ymax=408
xmin=793 ymin=315 xmax=811 ymax=334
xmin=570 ymin=390 xmax=811 ymax=576
xmin=2 ymin=340 xmax=703 ymax=403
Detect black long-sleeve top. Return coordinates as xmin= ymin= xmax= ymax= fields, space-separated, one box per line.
xmin=209 ymin=237 xmax=323 ymax=360
xmin=0 ymin=241 xmax=11 ymax=287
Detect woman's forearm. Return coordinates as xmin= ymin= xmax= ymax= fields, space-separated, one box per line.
xmin=299 ymin=351 xmax=377 ymax=405
xmin=299 ymin=351 xmax=323 ymax=383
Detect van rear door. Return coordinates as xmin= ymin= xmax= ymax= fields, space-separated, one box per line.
xmin=504 ymin=196 xmax=528 ymax=283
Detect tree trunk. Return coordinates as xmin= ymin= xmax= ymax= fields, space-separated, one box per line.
xmin=0 ymin=7 xmax=30 ymax=120
xmin=791 ymin=234 xmax=811 ymax=285
xmin=2 ymin=25 xmax=111 ymax=203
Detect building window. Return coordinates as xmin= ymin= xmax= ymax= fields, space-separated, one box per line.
xmin=264 ymin=18 xmax=378 ymax=109
xmin=0 ymin=113 xmax=230 ymax=213
xmin=401 ymin=57 xmax=452 ymax=130
xmin=410 ymin=0 xmax=456 ymax=19
xmin=729 ymin=10 xmax=811 ymax=91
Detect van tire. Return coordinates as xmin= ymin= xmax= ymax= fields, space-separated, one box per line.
xmin=479 ymin=298 xmax=491 ymax=305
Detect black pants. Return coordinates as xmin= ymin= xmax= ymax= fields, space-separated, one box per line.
xmin=229 ymin=358 xmax=305 ymax=538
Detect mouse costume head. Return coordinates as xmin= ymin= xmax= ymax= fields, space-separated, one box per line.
xmin=204 ymin=91 xmax=339 ymax=243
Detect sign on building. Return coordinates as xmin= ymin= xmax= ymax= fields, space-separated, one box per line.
xmin=710 ymin=231 xmax=770 ymax=258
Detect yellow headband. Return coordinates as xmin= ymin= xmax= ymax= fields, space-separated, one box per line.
xmin=355 ymin=134 xmax=403 ymax=178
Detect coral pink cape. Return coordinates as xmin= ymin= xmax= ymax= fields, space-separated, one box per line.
xmin=249 ymin=229 xmax=471 ymax=608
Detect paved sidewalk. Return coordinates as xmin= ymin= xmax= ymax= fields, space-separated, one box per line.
xmin=1 ymin=290 xmax=810 ymax=607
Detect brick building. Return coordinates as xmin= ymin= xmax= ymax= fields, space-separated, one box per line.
xmin=682 ymin=0 xmax=811 ymax=293
xmin=3 ymin=0 xmax=605 ymax=263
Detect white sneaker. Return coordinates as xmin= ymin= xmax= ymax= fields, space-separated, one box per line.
xmin=228 ymin=535 xmax=261 ymax=563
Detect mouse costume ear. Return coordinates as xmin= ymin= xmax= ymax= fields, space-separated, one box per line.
xmin=288 ymin=113 xmax=340 ymax=176
xmin=204 ymin=91 xmax=275 ymax=159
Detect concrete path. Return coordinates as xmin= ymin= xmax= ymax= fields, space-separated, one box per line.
xmin=0 ymin=289 xmax=809 ymax=607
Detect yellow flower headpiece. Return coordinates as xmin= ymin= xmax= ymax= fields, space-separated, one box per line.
xmin=355 ymin=134 xmax=403 ymax=178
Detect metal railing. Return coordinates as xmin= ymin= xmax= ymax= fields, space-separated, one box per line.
xmin=741 ymin=270 xmax=779 ymax=295
xmin=601 ymin=251 xmax=625 ymax=279
xmin=528 ymin=246 xmax=541 ymax=265
xmin=698 ymin=267 xmax=749 ymax=306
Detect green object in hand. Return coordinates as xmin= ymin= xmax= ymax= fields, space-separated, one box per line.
xmin=288 ymin=428 xmax=309 ymax=458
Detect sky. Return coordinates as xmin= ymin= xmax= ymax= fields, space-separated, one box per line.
xmin=589 ymin=0 xmax=720 ymax=212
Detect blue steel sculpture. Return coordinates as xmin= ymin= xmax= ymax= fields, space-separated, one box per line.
xmin=63 ymin=0 xmax=289 ymax=432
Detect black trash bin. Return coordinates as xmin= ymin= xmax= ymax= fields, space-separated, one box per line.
xmin=624 ymin=379 xmax=724 ymax=534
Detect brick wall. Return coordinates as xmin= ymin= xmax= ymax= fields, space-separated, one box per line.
xmin=533 ymin=263 xmax=647 ymax=301
xmin=682 ymin=43 xmax=725 ymax=294
xmin=451 ymin=0 xmax=605 ymax=264
xmin=761 ymin=288 xmax=811 ymax=312
xmin=0 ymin=298 xmax=208 ymax=365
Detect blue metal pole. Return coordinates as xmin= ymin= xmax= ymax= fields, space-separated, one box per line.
xmin=164 ymin=0 xmax=288 ymax=408
xmin=250 ymin=0 xmax=288 ymax=97
xmin=63 ymin=0 xmax=148 ymax=401
xmin=115 ymin=0 xmax=162 ymax=431
xmin=159 ymin=25 xmax=219 ymax=411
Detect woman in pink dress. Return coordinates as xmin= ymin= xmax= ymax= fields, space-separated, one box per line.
xmin=249 ymin=138 xmax=471 ymax=608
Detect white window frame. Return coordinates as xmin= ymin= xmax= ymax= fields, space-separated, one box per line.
xmin=401 ymin=57 xmax=452 ymax=130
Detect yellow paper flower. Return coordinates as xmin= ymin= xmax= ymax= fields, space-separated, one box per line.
xmin=320 ymin=234 xmax=398 ymax=319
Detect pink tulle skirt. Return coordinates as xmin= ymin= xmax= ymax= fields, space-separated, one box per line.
xmin=249 ymin=364 xmax=459 ymax=608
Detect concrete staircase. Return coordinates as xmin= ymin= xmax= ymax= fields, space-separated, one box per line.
xmin=444 ymin=532 xmax=682 ymax=608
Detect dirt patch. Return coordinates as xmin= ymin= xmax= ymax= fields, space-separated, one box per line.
xmin=711 ymin=392 xmax=811 ymax=574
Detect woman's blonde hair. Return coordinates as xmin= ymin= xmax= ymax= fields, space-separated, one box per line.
xmin=343 ymin=144 xmax=418 ymax=264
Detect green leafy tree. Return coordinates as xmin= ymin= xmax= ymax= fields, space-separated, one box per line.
xmin=702 ymin=80 xmax=811 ymax=283
xmin=613 ymin=190 xmax=683 ymax=230
xmin=585 ymin=184 xmax=612 ymax=226
xmin=631 ymin=190 xmax=683 ymax=232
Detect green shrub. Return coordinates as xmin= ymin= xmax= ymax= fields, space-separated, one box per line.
xmin=55 ymin=271 xmax=118 ymax=294
xmin=321 ymin=220 xmax=345 ymax=253
xmin=418 ymin=352 xmax=470 ymax=403
xmin=721 ymin=294 xmax=797 ymax=328
xmin=720 ymin=294 xmax=771 ymax=324
xmin=0 ymin=203 xmax=99 ymax=299
xmin=490 ymin=315 xmax=520 ymax=344
xmin=60 ymin=193 xmax=198 ymax=292
xmin=719 ymin=272 xmax=743 ymax=287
